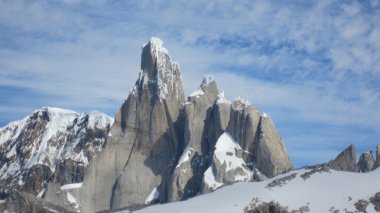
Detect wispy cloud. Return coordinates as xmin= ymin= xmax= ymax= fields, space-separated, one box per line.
xmin=0 ymin=0 xmax=379 ymax=167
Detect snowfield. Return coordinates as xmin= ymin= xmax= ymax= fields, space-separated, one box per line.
xmin=134 ymin=167 xmax=380 ymax=213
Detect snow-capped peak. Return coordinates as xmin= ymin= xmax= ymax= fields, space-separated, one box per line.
xmin=148 ymin=37 xmax=170 ymax=57
xmin=39 ymin=106 xmax=77 ymax=116
xmin=133 ymin=37 xmax=184 ymax=102
xmin=149 ymin=37 xmax=164 ymax=49
xmin=0 ymin=107 xmax=113 ymax=195
xmin=86 ymin=111 xmax=114 ymax=129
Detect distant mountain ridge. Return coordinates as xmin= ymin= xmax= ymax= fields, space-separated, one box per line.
xmin=0 ymin=38 xmax=379 ymax=213
xmin=0 ymin=107 xmax=112 ymax=196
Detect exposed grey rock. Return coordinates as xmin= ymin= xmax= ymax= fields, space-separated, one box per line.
xmin=300 ymin=164 xmax=330 ymax=180
xmin=266 ymin=173 xmax=297 ymax=188
xmin=227 ymin=99 xmax=261 ymax=164
xmin=76 ymin=37 xmax=186 ymax=212
xmin=253 ymin=169 xmax=268 ymax=181
xmin=254 ymin=114 xmax=293 ymax=177
xmin=0 ymin=190 xmax=73 ymax=213
xmin=168 ymin=77 xmax=218 ymax=201
xmin=243 ymin=198 xmax=289 ymax=213
xmin=375 ymin=145 xmax=380 ymax=170
xmin=357 ymin=151 xmax=375 ymax=173
xmin=354 ymin=199 xmax=369 ymax=213
xmin=370 ymin=192 xmax=380 ymax=211
xmin=327 ymin=144 xmax=357 ymax=172
xmin=225 ymin=98 xmax=292 ymax=178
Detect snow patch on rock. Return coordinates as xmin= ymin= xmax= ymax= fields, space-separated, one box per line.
xmin=145 ymin=187 xmax=160 ymax=204
xmin=189 ymin=89 xmax=205 ymax=98
xmin=216 ymin=91 xmax=231 ymax=105
xmin=61 ymin=182 xmax=83 ymax=191
xmin=233 ymin=97 xmax=251 ymax=110
xmin=203 ymin=167 xmax=223 ymax=191
xmin=37 ymin=189 xmax=45 ymax=198
xmin=176 ymin=147 xmax=194 ymax=168
xmin=214 ymin=133 xmax=251 ymax=173
xmin=66 ymin=191 xmax=79 ymax=209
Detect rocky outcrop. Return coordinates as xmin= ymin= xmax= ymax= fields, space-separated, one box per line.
xmin=168 ymin=76 xmax=219 ymax=201
xmin=0 ymin=190 xmax=72 ymax=213
xmin=375 ymin=145 xmax=380 ymax=169
xmin=224 ymin=98 xmax=292 ymax=178
xmin=357 ymin=151 xmax=375 ymax=173
xmin=244 ymin=199 xmax=289 ymax=213
xmin=370 ymin=192 xmax=380 ymax=211
xmin=254 ymin=113 xmax=293 ymax=178
xmin=0 ymin=107 xmax=112 ymax=196
xmin=327 ymin=144 xmax=357 ymax=172
xmin=201 ymin=98 xmax=292 ymax=192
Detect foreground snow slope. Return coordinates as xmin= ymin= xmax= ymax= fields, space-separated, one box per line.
xmin=135 ymin=167 xmax=380 ymax=213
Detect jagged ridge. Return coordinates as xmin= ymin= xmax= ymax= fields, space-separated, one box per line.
xmin=0 ymin=107 xmax=112 ymax=198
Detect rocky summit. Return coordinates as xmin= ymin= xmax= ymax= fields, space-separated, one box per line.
xmin=5 ymin=38 xmax=378 ymax=213
xmin=48 ymin=37 xmax=291 ymax=212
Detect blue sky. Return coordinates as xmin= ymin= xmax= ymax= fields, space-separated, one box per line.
xmin=1 ymin=0 xmax=379 ymax=167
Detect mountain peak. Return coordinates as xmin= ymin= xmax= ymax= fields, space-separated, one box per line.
xmin=200 ymin=75 xmax=215 ymax=88
xmin=232 ymin=97 xmax=251 ymax=110
xmin=148 ymin=37 xmax=166 ymax=51
xmin=134 ymin=37 xmax=184 ymax=102
xmin=35 ymin=106 xmax=77 ymax=116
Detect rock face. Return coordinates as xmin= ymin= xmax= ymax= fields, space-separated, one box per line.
xmin=0 ymin=190 xmax=73 ymax=213
xmin=375 ymin=145 xmax=380 ymax=169
xmin=68 ymin=37 xmax=185 ymax=212
xmin=0 ymin=38 xmax=294 ymax=212
xmin=327 ymin=145 xmax=357 ymax=172
xmin=109 ymin=37 xmax=185 ymax=210
xmin=0 ymin=107 xmax=112 ymax=198
xmin=254 ymin=113 xmax=292 ymax=178
xmin=170 ymin=81 xmax=292 ymax=197
xmin=357 ymin=151 xmax=375 ymax=173
xmin=168 ymin=77 xmax=219 ymax=201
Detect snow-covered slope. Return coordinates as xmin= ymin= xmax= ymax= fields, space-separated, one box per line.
xmin=0 ymin=107 xmax=113 ymax=195
xmin=136 ymin=167 xmax=380 ymax=213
